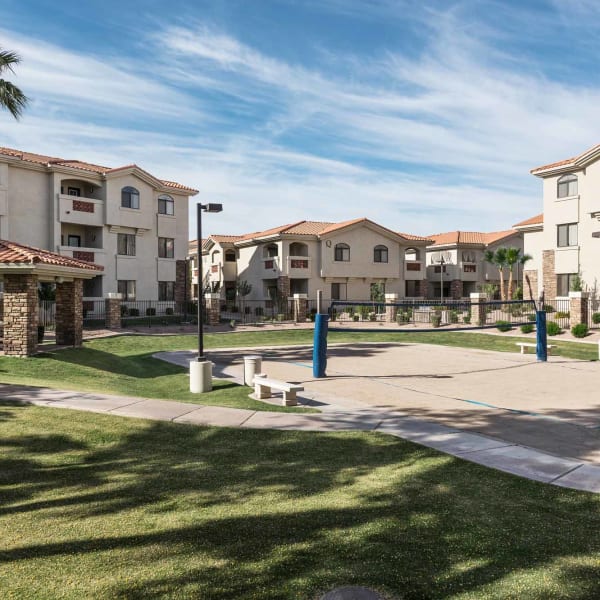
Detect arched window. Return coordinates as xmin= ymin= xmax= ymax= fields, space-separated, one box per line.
xmin=405 ymin=247 xmax=419 ymax=261
xmin=557 ymin=174 xmax=578 ymax=199
xmin=211 ymin=250 xmax=220 ymax=264
xmin=264 ymin=244 xmax=278 ymax=258
xmin=225 ymin=249 xmax=236 ymax=262
xmin=289 ymin=242 xmax=308 ymax=256
xmin=334 ymin=243 xmax=350 ymax=262
xmin=374 ymin=245 xmax=388 ymax=263
xmin=121 ymin=186 xmax=140 ymax=209
xmin=158 ymin=194 xmax=174 ymax=215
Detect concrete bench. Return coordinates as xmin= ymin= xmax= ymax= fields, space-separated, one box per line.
xmin=516 ymin=342 xmax=556 ymax=355
xmin=252 ymin=374 xmax=304 ymax=406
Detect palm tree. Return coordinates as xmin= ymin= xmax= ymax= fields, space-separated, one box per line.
xmin=505 ymin=247 xmax=532 ymax=300
xmin=484 ymin=248 xmax=508 ymax=300
xmin=0 ymin=48 xmax=29 ymax=119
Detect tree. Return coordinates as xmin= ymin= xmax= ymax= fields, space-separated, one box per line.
xmin=236 ymin=279 xmax=252 ymax=320
xmin=484 ymin=248 xmax=508 ymax=300
xmin=0 ymin=48 xmax=29 ymax=119
xmin=505 ymin=247 xmax=532 ymax=300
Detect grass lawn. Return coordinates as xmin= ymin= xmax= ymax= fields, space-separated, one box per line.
xmin=1 ymin=404 xmax=598 ymax=599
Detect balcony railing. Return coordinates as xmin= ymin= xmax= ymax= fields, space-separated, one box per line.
xmin=58 ymin=194 xmax=104 ymax=226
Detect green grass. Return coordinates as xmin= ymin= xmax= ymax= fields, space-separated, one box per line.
xmin=1 ymin=404 xmax=598 ymax=599
xmin=0 ymin=335 xmax=316 ymax=413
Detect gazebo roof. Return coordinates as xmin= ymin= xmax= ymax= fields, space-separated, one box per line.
xmin=0 ymin=240 xmax=103 ymax=280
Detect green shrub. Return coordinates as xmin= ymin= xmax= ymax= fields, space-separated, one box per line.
xmin=571 ymin=323 xmax=589 ymax=338
xmin=369 ymin=312 xmax=377 ymax=322
xmin=546 ymin=321 xmax=561 ymax=336
xmin=146 ymin=307 xmax=156 ymax=316
xmin=525 ymin=313 xmax=536 ymax=321
xmin=165 ymin=307 xmax=174 ymax=315
xmin=543 ymin=304 xmax=555 ymax=313
xmin=352 ymin=314 xmax=360 ymax=322
xmin=430 ymin=314 xmax=442 ymax=328
xmin=462 ymin=314 xmax=471 ymax=324
xmin=120 ymin=304 xmax=128 ymax=317
xmin=449 ymin=310 xmax=459 ymax=324
xmin=495 ymin=320 xmax=512 ymax=332
xmin=396 ymin=311 xmax=410 ymax=324
xmin=128 ymin=308 xmax=140 ymax=317
xmin=592 ymin=312 xmax=600 ymax=324
xmin=555 ymin=311 xmax=570 ymax=319
xmin=520 ymin=323 xmax=534 ymax=334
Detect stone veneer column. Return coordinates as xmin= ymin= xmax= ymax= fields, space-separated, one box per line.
xmin=56 ymin=279 xmax=83 ymax=347
xmin=450 ymin=279 xmax=463 ymax=300
xmin=569 ymin=291 xmax=589 ymax=327
xmin=277 ymin=276 xmax=290 ymax=300
xmin=3 ymin=274 xmax=39 ymax=356
xmin=542 ymin=250 xmax=557 ymax=300
xmin=417 ymin=279 xmax=429 ymax=299
xmin=204 ymin=293 xmax=221 ymax=325
xmin=470 ymin=292 xmax=487 ymax=327
xmin=104 ymin=293 xmax=123 ymax=329
xmin=523 ymin=269 xmax=538 ymax=300
xmin=293 ymin=293 xmax=308 ymax=322
xmin=175 ymin=260 xmax=187 ymax=305
xmin=385 ymin=293 xmax=398 ymax=322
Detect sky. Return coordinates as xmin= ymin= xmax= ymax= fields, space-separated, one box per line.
xmin=3 ymin=0 xmax=600 ymax=239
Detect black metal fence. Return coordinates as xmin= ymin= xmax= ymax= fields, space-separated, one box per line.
xmin=220 ymin=299 xmax=295 ymax=324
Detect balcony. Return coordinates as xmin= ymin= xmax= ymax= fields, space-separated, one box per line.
xmin=209 ymin=263 xmax=222 ymax=282
xmin=287 ymin=255 xmax=311 ymax=276
xmin=404 ymin=261 xmax=423 ymax=279
xmin=461 ymin=262 xmax=478 ymax=282
xmin=263 ymin=256 xmax=282 ymax=274
xmin=58 ymin=194 xmax=104 ymax=226
xmin=59 ymin=246 xmax=106 ymax=268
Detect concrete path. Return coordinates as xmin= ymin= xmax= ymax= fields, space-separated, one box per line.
xmin=2 ymin=378 xmax=599 ymax=494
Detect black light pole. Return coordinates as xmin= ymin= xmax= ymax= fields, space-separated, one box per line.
xmin=196 ymin=202 xmax=223 ymax=362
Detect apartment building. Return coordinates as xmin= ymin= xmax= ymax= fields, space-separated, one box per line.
xmin=525 ymin=143 xmax=600 ymax=299
xmin=0 ymin=147 xmax=197 ymax=302
xmin=190 ymin=218 xmax=431 ymax=306
xmin=425 ymin=230 xmax=524 ymax=299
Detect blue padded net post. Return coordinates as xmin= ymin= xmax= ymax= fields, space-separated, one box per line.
xmin=313 ymin=313 xmax=329 ymax=378
xmin=536 ymin=310 xmax=547 ymax=362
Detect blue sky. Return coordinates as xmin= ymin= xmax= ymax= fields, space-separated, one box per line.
xmin=3 ymin=0 xmax=600 ymax=238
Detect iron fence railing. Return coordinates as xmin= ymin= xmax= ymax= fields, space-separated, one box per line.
xmin=542 ymin=298 xmax=571 ymax=330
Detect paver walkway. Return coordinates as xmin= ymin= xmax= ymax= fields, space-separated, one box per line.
xmin=2 ymin=377 xmax=599 ymax=493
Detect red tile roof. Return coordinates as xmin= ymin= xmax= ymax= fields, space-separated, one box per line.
xmin=513 ymin=214 xmax=543 ymax=227
xmin=530 ymin=142 xmax=600 ymax=174
xmin=0 ymin=240 xmax=103 ymax=270
xmin=428 ymin=229 xmax=517 ymax=247
xmin=0 ymin=146 xmax=198 ymax=194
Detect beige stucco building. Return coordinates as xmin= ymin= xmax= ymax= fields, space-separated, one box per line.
xmin=425 ymin=230 xmax=524 ymax=300
xmin=523 ymin=144 xmax=600 ymax=301
xmin=190 ymin=218 xmax=431 ymax=310
xmin=0 ymin=147 xmax=197 ymax=303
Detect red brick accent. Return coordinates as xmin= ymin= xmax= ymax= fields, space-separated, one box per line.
xmin=277 ymin=276 xmax=290 ymax=299
xmin=205 ymin=294 xmax=221 ymax=325
xmin=55 ymin=279 xmax=83 ymax=346
xmin=73 ymin=251 xmax=94 ymax=262
xmin=417 ymin=279 xmax=429 ymax=298
xmin=72 ymin=200 xmax=94 ymax=213
xmin=175 ymin=260 xmax=187 ymax=305
xmin=105 ymin=296 xmax=123 ymax=329
xmin=2 ymin=274 xmax=39 ymax=356
xmin=569 ymin=293 xmax=589 ymax=327
xmin=450 ymin=279 xmax=463 ymax=300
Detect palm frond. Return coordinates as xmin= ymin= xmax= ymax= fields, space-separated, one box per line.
xmin=0 ymin=79 xmax=29 ymax=119
xmin=0 ymin=49 xmax=22 ymax=74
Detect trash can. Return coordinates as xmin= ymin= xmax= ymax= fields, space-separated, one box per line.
xmin=243 ymin=355 xmax=262 ymax=386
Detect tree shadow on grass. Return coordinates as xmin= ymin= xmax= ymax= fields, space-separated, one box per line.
xmin=1 ymin=404 xmax=599 ymax=599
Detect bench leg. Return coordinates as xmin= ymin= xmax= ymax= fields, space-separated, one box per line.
xmin=255 ymin=382 xmax=271 ymax=399
xmin=520 ymin=346 xmax=525 ymax=354
xmin=282 ymin=390 xmax=297 ymax=406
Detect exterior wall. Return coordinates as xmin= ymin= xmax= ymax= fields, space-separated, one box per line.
xmin=0 ymin=158 xmax=192 ymax=301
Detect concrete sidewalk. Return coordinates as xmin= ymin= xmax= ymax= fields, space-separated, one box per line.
xmin=1 ymin=379 xmax=599 ymax=493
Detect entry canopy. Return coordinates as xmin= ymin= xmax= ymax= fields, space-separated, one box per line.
xmin=0 ymin=239 xmax=103 ymax=281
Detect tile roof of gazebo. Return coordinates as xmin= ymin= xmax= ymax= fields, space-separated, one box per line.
xmin=0 ymin=240 xmax=103 ymax=278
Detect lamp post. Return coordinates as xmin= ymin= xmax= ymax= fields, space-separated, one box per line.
xmin=190 ymin=202 xmax=223 ymax=393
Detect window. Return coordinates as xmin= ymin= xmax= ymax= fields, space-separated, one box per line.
xmin=117 ymin=280 xmax=136 ymax=300
xmin=158 ymin=237 xmax=174 ymax=258
xmin=67 ymin=187 xmax=81 ymax=197
xmin=557 ymin=273 xmax=577 ymax=297
xmin=291 ymin=259 xmax=308 ymax=268
xmin=334 ymin=243 xmax=350 ymax=261
xmin=117 ymin=233 xmax=136 ymax=256
xmin=121 ymin=186 xmax=140 ymax=209
xmin=557 ymin=223 xmax=578 ymax=247
xmin=158 ymin=281 xmax=175 ymax=301
xmin=225 ymin=250 xmax=236 ymax=262
xmin=265 ymin=244 xmax=278 ymax=257
xmin=331 ymin=282 xmax=347 ymax=300
xmin=557 ymin=174 xmax=578 ymax=198
xmin=463 ymin=264 xmax=476 ymax=273
xmin=158 ymin=194 xmax=174 ymax=215
xmin=67 ymin=235 xmax=81 ymax=247
xmin=374 ymin=245 xmax=388 ymax=263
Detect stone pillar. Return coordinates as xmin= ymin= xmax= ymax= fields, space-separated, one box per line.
xmin=385 ymin=293 xmax=398 ymax=322
xmin=205 ymin=293 xmax=221 ymax=325
xmin=542 ymin=250 xmax=556 ymax=300
xmin=293 ymin=293 xmax=308 ymax=322
xmin=56 ymin=279 xmax=83 ymax=346
xmin=569 ymin=291 xmax=589 ymax=327
xmin=3 ymin=274 xmax=39 ymax=356
xmin=450 ymin=279 xmax=463 ymax=300
xmin=175 ymin=260 xmax=187 ymax=306
xmin=523 ymin=269 xmax=538 ymax=300
xmin=470 ymin=292 xmax=487 ymax=327
xmin=105 ymin=292 xmax=123 ymax=329
xmin=277 ymin=276 xmax=290 ymax=299
xmin=417 ymin=279 xmax=429 ymax=299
